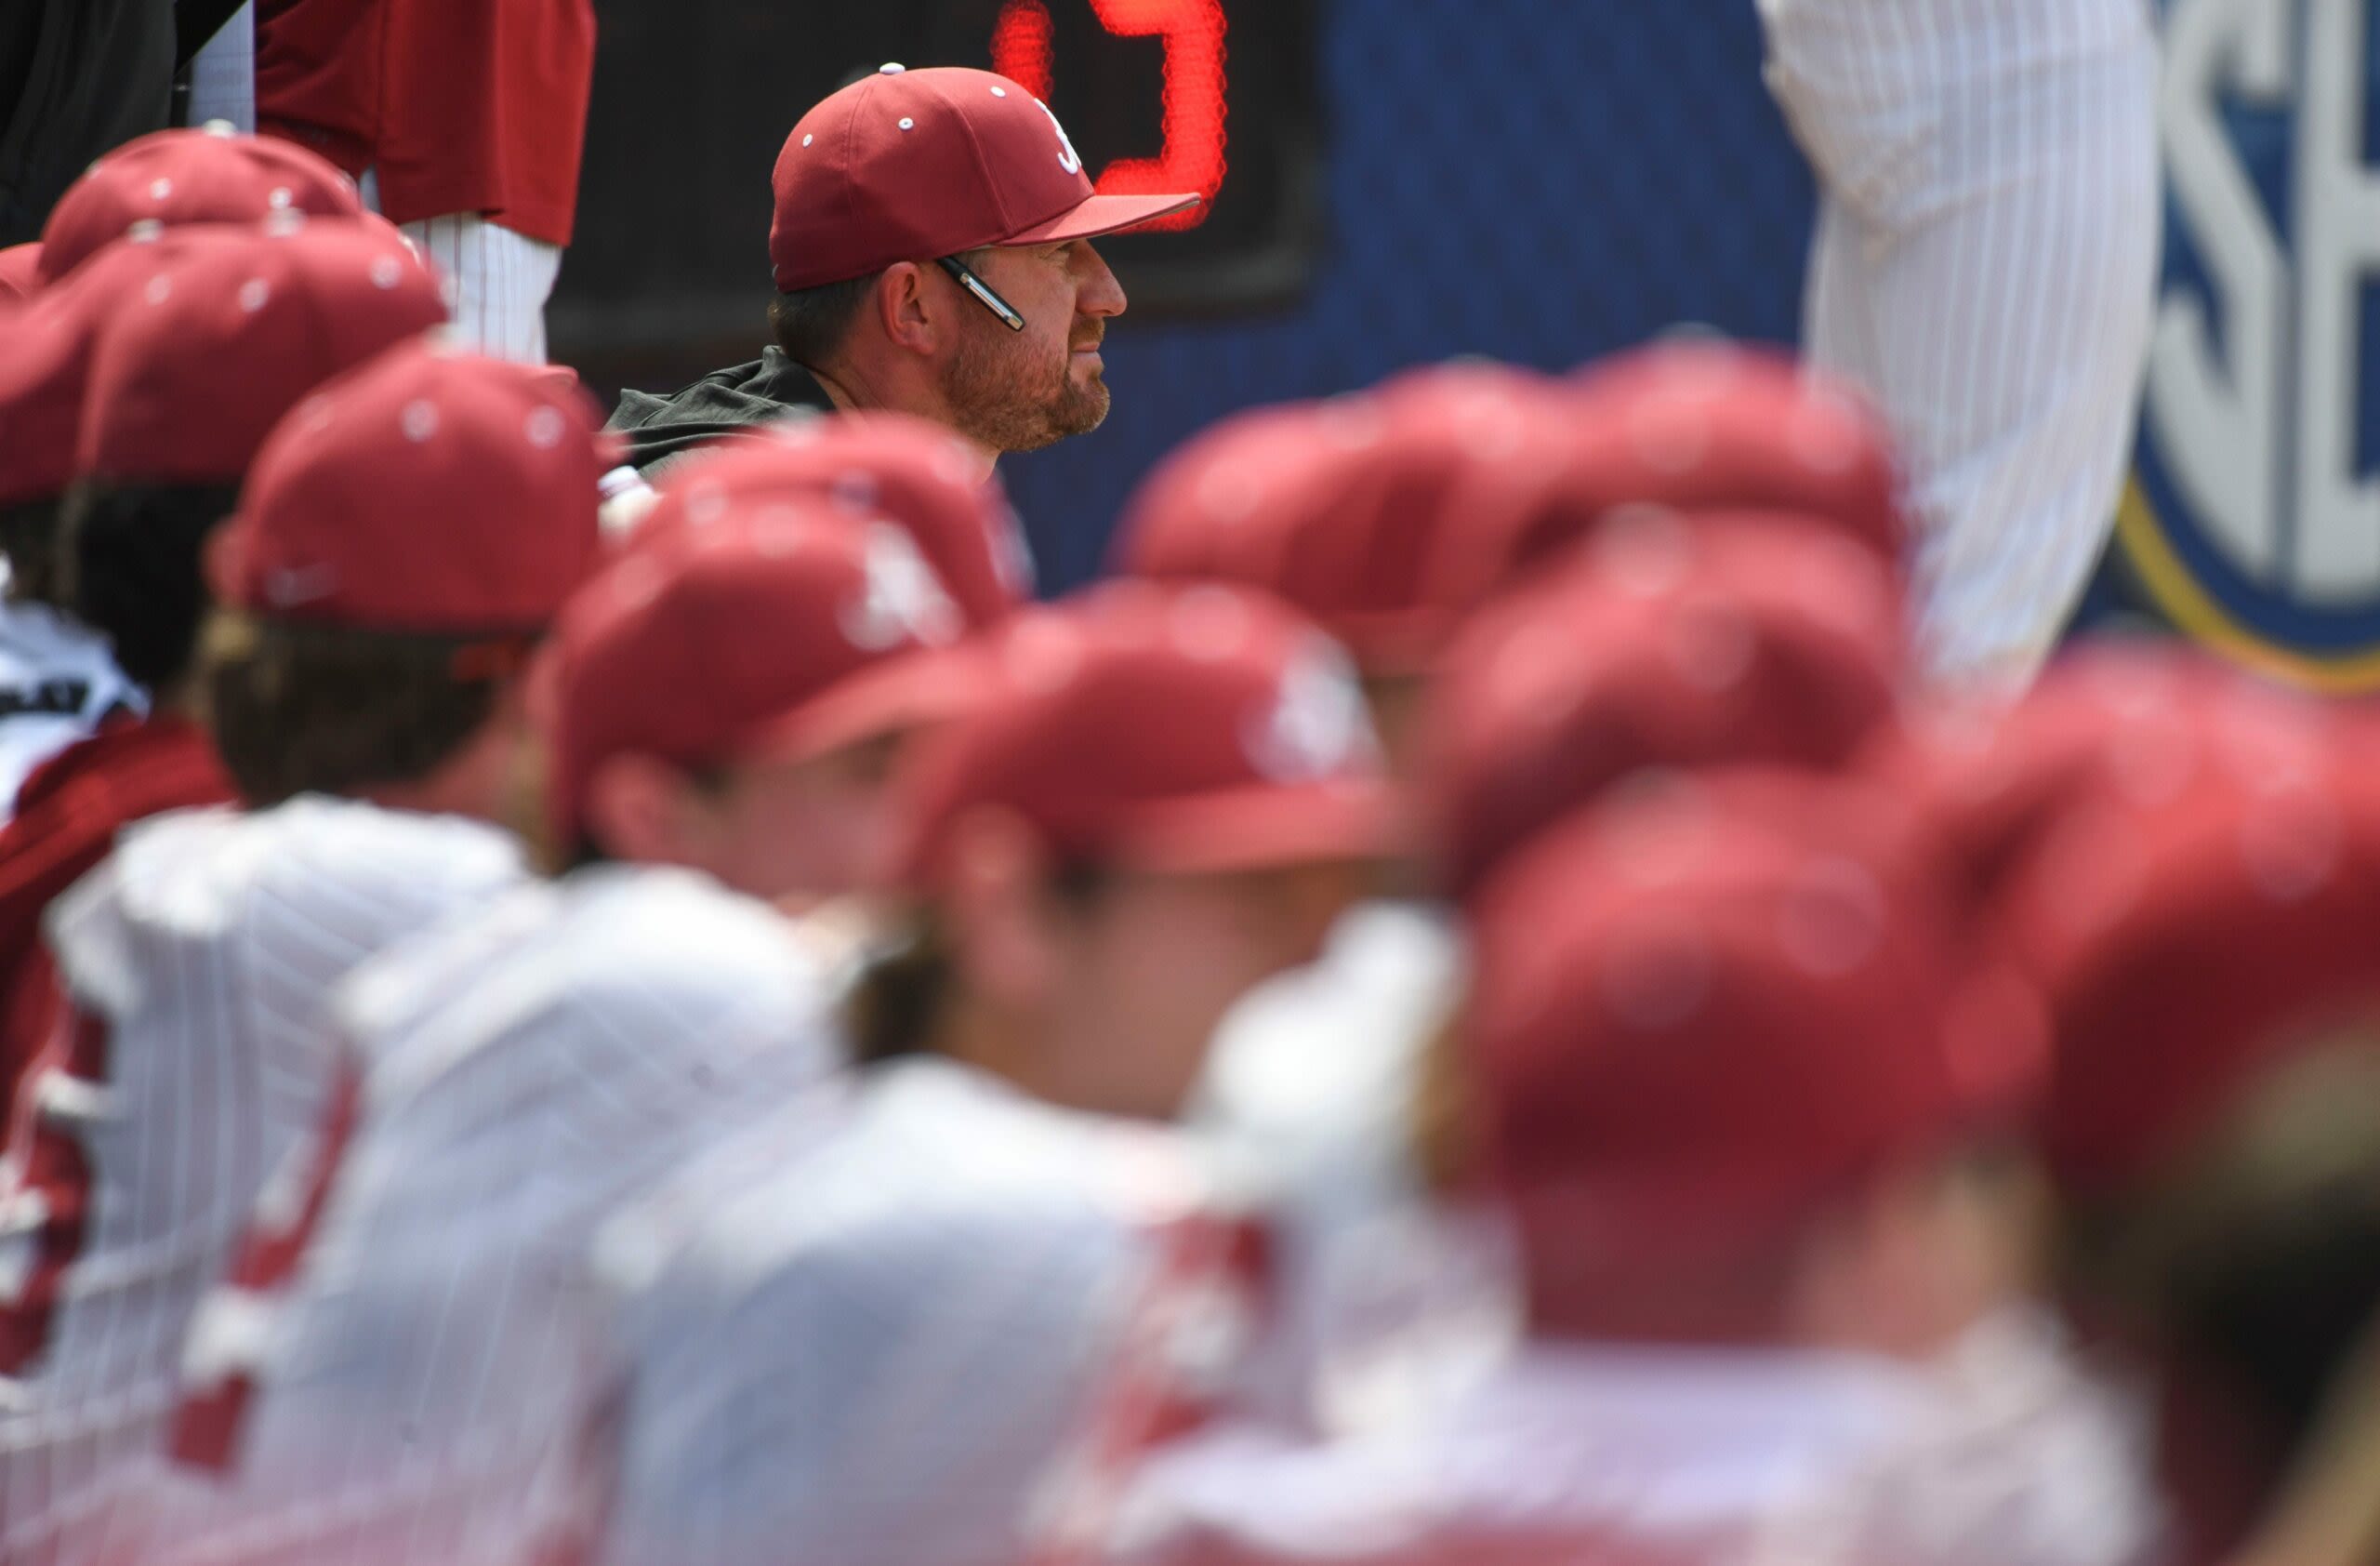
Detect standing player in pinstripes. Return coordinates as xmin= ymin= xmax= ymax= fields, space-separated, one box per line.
xmin=1758 ymin=0 xmax=2162 ymax=690
xmin=0 ymin=343 xmax=602 ymax=1566
xmin=252 ymin=0 xmax=598 ymax=361
xmin=143 ymin=492 xmax=982 ymax=1566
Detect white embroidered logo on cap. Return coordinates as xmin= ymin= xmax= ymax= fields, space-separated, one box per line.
xmin=1033 ymin=97 xmax=1084 ymax=175
xmin=842 ymin=524 xmax=962 ymax=651
xmin=1244 ymin=639 xmax=1373 ymax=784
xmin=263 ymin=563 xmax=339 ymax=607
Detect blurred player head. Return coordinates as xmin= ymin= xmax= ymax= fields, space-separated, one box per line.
xmin=1941 ymin=671 xmax=2380 ymax=1557
xmin=1115 ymin=365 xmax=1575 ymax=778
xmin=60 ymin=221 xmax=445 ymax=702
xmin=1464 ymin=775 xmax=2045 ymax=1356
xmin=855 ymin=582 xmax=1395 ymax=1119
xmin=1423 ymin=511 xmax=1906 ymax=898
xmin=36 ymin=124 xmax=364 ymax=285
xmin=1438 ymin=339 xmax=1910 ymax=611
xmin=538 ymin=491 xmax=980 ymax=905
xmin=198 ymin=341 xmax=606 ymax=816
xmin=765 ymin=66 xmax=1197 ymax=462
xmin=621 ymin=410 xmax=1037 ymax=622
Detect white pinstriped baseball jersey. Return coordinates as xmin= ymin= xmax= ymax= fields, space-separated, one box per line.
xmin=580 ymin=1058 xmax=1250 ymax=1566
xmin=1111 ymin=1311 xmax=2160 ymax=1566
xmin=1760 ymin=0 xmax=2162 ymax=690
xmin=143 ymin=865 xmax=847 ymax=1566
xmin=0 ymin=798 xmax=525 ymax=1566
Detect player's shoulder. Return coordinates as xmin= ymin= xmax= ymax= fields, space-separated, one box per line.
xmin=84 ymin=795 xmax=522 ymax=937
xmin=340 ymin=865 xmax=844 ymax=1110
xmin=602 ymin=1059 xmax=1210 ymax=1327
xmin=588 ymin=1064 xmax=1233 ymax=1566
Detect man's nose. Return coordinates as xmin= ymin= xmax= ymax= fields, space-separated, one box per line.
xmin=1073 ymin=241 xmax=1127 ymax=319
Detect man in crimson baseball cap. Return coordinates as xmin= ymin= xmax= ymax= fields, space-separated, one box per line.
xmin=0 ymin=343 xmax=613 ymax=1554
xmin=62 ymin=220 xmax=447 ymax=721
xmin=853 ymin=580 xmax=1393 ymax=1121
xmin=610 ymin=65 xmax=1196 ymax=477
xmin=0 ymin=240 xmax=164 ymax=822
xmin=1970 ymin=717 xmax=2380 ymax=1559
xmin=1108 ymin=776 xmax=2153 ymax=1566
xmin=537 ymin=492 xmax=983 ymax=905
xmin=0 ymin=225 xmax=443 ymax=1155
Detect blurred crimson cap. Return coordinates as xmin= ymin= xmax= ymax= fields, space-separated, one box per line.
xmin=208 ymin=341 xmax=606 ymax=632
xmin=890 ymin=581 xmax=1396 ymax=888
xmin=633 ymin=411 xmax=1034 ymax=625
xmin=1963 ymin=673 xmax=2380 ymax=1196
xmin=0 ymin=236 xmax=175 ymax=509
xmin=770 ymin=64 xmax=1197 ymax=292
xmin=1466 ymin=774 xmax=2043 ymax=1290
xmin=1111 ymin=397 xmax=1329 ymax=584
xmin=77 ymin=220 xmax=446 ymax=486
xmin=0 ymin=243 xmax=40 ymax=300
xmin=542 ymin=495 xmax=981 ymax=846
xmin=1113 ymin=365 xmax=1574 ymax=674
xmin=1860 ymin=640 xmax=2347 ymax=934
xmin=1437 ymin=340 xmax=1910 ymax=609
xmin=1426 ymin=513 xmax=1907 ymax=900
xmin=39 ymin=125 xmax=363 ymax=285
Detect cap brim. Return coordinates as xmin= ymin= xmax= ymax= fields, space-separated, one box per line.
xmin=1001 ymin=192 xmax=1201 ymax=247
xmin=735 ymin=644 xmax=993 ymax=768
xmin=1108 ymin=779 xmax=1407 ymax=877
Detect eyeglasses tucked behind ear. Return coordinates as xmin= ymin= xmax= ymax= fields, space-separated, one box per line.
xmin=936 ymin=254 xmax=1026 ymax=333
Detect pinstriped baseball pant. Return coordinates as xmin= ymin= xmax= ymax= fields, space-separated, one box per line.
xmin=1763 ymin=0 xmax=2163 ymax=692
xmin=359 ymin=171 xmax=562 ymax=365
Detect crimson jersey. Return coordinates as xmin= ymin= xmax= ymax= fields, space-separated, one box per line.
xmin=145 ymin=866 xmax=845 ymax=1566
xmin=0 ymin=799 xmax=523 ymax=1566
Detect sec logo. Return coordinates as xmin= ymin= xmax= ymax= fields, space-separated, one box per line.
xmin=2124 ymin=0 xmax=2380 ymax=688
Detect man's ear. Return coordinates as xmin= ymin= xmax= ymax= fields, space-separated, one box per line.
xmin=582 ymin=752 xmax=707 ymax=870
xmin=874 ymin=260 xmax=942 ymax=359
xmin=940 ymin=805 xmax=1065 ymax=1011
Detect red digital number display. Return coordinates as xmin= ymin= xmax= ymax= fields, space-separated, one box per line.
xmin=993 ymin=0 xmax=1228 ymax=232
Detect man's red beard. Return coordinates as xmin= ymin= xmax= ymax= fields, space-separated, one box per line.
xmin=941 ymin=317 xmax=1111 ymax=455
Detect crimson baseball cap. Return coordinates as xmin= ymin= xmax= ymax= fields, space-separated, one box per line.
xmin=0 ymin=244 xmax=39 ymax=300
xmin=39 ymin=126 xmax=363 ymax=285
xmin=1861 ymin=641 xmax=2347 ymax=931
xmin=1991 ymin=748 xmax=2380 ymax=1197
xmin=1435 ymin=341 xmax=1910 ymax=610
xmin=542 ymin=495 xmax=982 ymax=846
xmin=890 ymin=581 xmax=1396 ymax=888
xmin=77 ymin=222 xmax=446 ymax=486
xmin=1115 ymin=368 xmax=1580 ymax=673
xmin=208 ymin=341 xmax=607 ymax=632
xmin=1426 ymin=514 xmax=1907 ymax=899
xmin=770 ymin=65 xmax=1197 ymax=292
xmin=0 ymin=236 xmax=172 ymax=510
xmin=1466 ymin=775 xmax=2043 ymax=1289
xmin=631 ymin=412 xmax=1034 ymax=626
